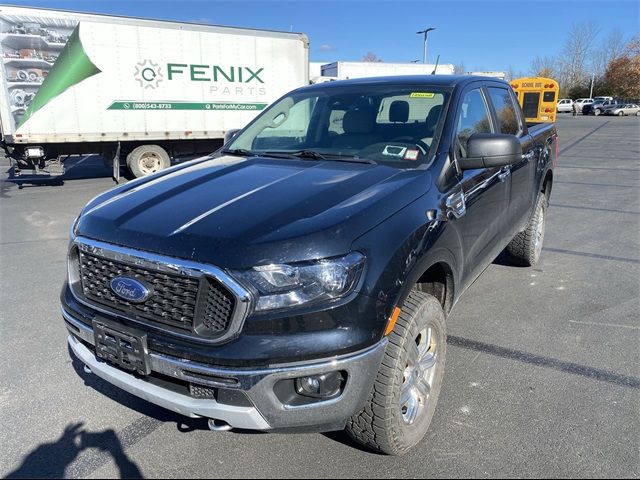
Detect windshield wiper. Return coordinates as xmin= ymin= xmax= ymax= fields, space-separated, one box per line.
xmin=265 ymin=150 xmax=377 ymax=165
xmin=327 ymin=155 xmax=377 ymax=165
xmin=264 ymin=149 xmax=326 ymax=160
xmin=221 ymin=148 xmax=258 ymax=157
xmin=223 ymin=148 xmax=376 ymax=165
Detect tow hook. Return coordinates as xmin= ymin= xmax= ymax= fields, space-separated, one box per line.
xmin=207 ymin=419 xmax=233 ymax=432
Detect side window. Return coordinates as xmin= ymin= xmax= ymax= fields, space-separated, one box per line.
xmin=488 ymin=87 xmax=521 ymax=136
xmin=251 ymin=97 xmax=318 ymax=150
xmin=455 ymin=88 xmax=492 ymax=157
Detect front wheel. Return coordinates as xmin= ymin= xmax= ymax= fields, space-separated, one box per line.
xmin=346 ymin=291 xmax=446 ymax=455
xmin=506 ymin=194 xmax=547 ymax=266
xmin=618 ymin=111 xmax=624 ymax=116
xmin=594 ymin=109 xmax=601 ymax=116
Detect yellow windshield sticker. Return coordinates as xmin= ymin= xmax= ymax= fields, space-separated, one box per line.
xmin=410 ymin=92 xmax=435 ymax=98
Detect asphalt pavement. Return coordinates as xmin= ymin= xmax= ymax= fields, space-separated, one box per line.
xmin=0 ymin=115 xmax=638 ymax=478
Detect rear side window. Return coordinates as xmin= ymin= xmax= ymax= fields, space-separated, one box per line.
xmin=487 ymin=87 xmax=520 ymax=135
xmin=376 ymin=93 xmax=446 ymax=124
xmin=455 ymin=88 xmax=492 ymax=157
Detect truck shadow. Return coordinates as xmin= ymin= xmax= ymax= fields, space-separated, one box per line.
xmin=4 ymin=422 xmax=143 ymax=479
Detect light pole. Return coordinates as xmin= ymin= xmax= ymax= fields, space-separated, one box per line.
xmin=589 ymin=72 xmax=595 ymax=99
xmin=417 ymin=28 xmax=435 ymax=64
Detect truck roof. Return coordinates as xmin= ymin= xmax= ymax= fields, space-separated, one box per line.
xmin=0 ymin=5 xmax=308 ymax=39
xmin=300 ymin=75 xmax=509 ymax=91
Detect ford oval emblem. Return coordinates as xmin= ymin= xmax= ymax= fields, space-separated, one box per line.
xmin=110 ymin=277 xmax=151 ymax=303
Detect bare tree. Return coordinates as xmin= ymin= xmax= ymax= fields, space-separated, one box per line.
xmin=592 ymin=29 xmax=628 ymax=76
xmin=362 ymin=52 xmax=383 ymax=62
xmin=558 ymin=21 xmax=600 ymax=89
xmin=529 ymin=56 xmax=557 ymax=78
xmin=454 ymin=61 xmax=466 ymax=75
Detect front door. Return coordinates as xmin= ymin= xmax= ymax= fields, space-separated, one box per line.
xmin=444 ymin=86 xmax=510 ymax=291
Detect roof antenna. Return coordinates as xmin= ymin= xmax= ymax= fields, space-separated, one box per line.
xmin=431 ymin=54 xmax=440 ymax=75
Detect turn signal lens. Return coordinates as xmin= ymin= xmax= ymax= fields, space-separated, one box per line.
xmin=385 ymin=307 xmax=402 ymax=336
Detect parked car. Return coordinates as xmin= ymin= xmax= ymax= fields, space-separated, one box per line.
xmin=605 ymin=104 xmax=640 ymax=116
xmin=574 ymin=98 xmax=593 ymax=111
xmin=556 ymin=98 xmax=574 ymax=113
xmin=62 ymin=75 xmax=557 ymax=455
xmin=584 ymin=99 xmax=622 ymax=115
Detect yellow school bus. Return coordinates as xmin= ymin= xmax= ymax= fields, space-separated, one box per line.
xmin=510 ymin=77 xmax=559 ymax=123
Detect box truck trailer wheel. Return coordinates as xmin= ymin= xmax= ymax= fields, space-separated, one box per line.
xmin=126 ymin=145 xmax=170 ymax=178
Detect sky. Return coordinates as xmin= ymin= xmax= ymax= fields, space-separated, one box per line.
xmin=6 ymin=0 xmax=640 ymax=73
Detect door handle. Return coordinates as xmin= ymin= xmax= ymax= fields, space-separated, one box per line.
xmin=523 ymin=151 xmax=536 ymax=161
xmin=498 ymin=166 xmax=510 ymax=182
xmin=445 ymin=191 xmax=466 ymax=219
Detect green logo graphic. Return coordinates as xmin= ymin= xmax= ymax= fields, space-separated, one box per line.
xmin=19 ymin=24 xmax=101 ymax=127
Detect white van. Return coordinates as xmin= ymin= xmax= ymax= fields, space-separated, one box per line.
xmin=557 ymin=99 xmax=574 ymax=113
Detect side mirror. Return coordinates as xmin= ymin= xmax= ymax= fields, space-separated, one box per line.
xmin=458 ymin=133 xmax=522 ymax=170
xmin=224 ymin=129 xmax=241 ymax=144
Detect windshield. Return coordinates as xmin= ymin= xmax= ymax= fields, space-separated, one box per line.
xmin=225 ymin=84 xmax=451 ymax=168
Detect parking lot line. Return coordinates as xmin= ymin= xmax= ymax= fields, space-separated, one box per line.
xmin=550 ymin=203 xmax=640 ymax=215
xmin=542 ymin=247 xmax=640 ymax=264
xmin=567 ymin=320 xmax=639 ymax=331
xmin=554 ymin=180 xmax=639 ymax=188
xmin=558 ymin=121 xmax=610 ymax=154
xmin=447 ymin=336 xmax=640 ymax=389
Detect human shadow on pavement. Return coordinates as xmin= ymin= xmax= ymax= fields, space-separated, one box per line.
xmin=4 ymin=422 xmax=142 ymax=479
xmin=67 ymin=344 xmax=209 ymax=433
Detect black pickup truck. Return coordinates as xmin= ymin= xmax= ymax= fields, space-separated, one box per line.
xmin=62 ymin=76 xmax=557 ymax=455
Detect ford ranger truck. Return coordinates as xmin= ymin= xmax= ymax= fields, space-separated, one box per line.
xmin=62 ymin=76 xmax=557 ymax=455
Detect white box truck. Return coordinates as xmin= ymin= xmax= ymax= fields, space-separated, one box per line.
xmin=0 ymin=6 xmax=308 ymax=179
xmin=320 ymin=61 xmax=455 ymax=79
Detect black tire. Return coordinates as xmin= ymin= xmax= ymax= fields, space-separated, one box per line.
xmin=594 ymin=109 xmax=601 ymax=116
xmin=346 ymin=291 xmax=446 ymax=455
xmin=506 ymin=193 xmax=547 ymax=267
xmin=126 ymin=145 xmax=170 ymax=178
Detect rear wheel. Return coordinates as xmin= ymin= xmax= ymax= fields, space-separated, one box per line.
xmin=506 ymin=194 xmax=547 ymax=266
xmin=618 ymin=111 xmax=624 ymax=116
xmin=126 ymin=145 xmax=170 ymax=178
xmin=346 ymin=291 xmax=446 ymax=455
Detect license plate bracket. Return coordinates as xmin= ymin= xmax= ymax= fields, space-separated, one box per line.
xmin=93 ymin=319 xmax=151 ymax=376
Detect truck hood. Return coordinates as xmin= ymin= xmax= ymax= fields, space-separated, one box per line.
xmin=77 ymin=155 xmax=430 ymax=268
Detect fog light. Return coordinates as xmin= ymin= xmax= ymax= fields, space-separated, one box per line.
xmin=295 ymin=371 xmax=345 ymax=399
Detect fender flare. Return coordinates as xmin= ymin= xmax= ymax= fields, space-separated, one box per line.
xmin=394 ymin=246 xmax=459 ymax=315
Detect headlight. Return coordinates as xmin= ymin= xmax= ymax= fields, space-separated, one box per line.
xmin=233 ymin=252 xmax=365 ymax=312
xmin=70 ymin=216 xmax=80 ymax=238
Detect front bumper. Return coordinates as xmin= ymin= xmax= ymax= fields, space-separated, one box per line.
xmin=64 ymin=308 xmax=386 ymax=431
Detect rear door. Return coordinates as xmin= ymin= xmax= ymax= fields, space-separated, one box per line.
xmin=487 ymin=85 xmax=538 ymax=235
